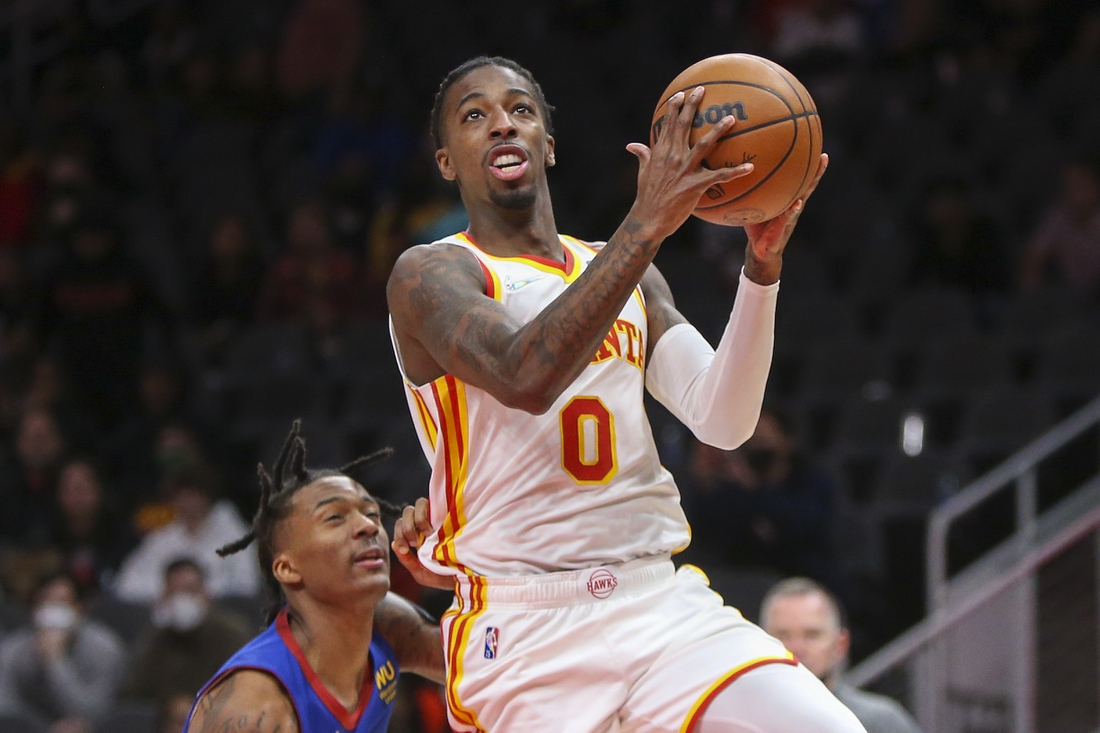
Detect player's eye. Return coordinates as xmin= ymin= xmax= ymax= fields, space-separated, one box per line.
xmin=514 ymin=103 xmax=532 ymax=114
xmin=462 ymin=109 xmax=483 ymax=121
xmin=326 ymin=513 xmax=342 ymax=522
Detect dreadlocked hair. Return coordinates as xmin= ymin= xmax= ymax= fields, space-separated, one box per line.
xmin=430 ymin=55 xmax=555 ymax=149
xmin=217 ymin=420 xmax=400 ymax=624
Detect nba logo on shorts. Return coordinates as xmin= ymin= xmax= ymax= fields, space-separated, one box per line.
xmin=484 ymin=627 xmax=499 ymax=660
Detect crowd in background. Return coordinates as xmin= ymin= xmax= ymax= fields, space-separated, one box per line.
xmin=0 ymin=0 xmax=1098 ymax=731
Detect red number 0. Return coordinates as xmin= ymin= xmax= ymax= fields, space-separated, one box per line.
xmin=559 ymin=396 xmax=618 ymax=485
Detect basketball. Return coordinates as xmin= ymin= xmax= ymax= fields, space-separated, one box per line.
xmin=650 ymin=53 xmax=823 ymax=226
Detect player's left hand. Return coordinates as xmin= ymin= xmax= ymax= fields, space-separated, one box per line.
xmin=392 ymin=498 xmax=453 ymax=590
xmin=743 ymin=153 xmax=828 ymax=285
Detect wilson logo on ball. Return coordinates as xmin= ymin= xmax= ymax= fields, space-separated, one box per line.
xmin=693 ymin=102 xmax=748 ymax=128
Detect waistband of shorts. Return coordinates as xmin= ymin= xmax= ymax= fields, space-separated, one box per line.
xmin=453 ymin=554 xmax=675 ymax=608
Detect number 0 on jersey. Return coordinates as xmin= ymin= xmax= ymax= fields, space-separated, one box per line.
xmin=560 ymin=396 xmax=618 ymax=485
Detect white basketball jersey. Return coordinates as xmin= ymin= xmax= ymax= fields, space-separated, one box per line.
xmin=390 ymin=232 xmax=690 ymax=577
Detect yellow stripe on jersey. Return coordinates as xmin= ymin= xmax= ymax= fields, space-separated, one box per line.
xmin=445 ymin=578 xmax=489 ymax=732
xmin=409 ymin=386 xmax=438 ymax=451
xmin=680 ymin=651 xmax=798 ymax=733
xmin=455 ymin=231 xmax=583 ymax=283
xmin=563 ymin=235 xmax=648 ymax=330
xmin=430 ymin=374 xmax=473 ymax=574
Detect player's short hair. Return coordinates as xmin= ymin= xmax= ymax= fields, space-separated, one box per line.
xmin=430 ymin=56 xmax=555 ymax=149
xmin=760 ymin=577 xmax=847 ymax=631
xmin=217 ymin=420 xmax=399 ymax=623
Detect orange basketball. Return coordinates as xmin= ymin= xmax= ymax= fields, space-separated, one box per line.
xmin=650 ymin=53 xmax=823 ymax=226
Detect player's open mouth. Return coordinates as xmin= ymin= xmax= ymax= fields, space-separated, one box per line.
xmin=352 ymin=547 xmax=387 ymax=570
xmin=488 ymin=146 xmax=529 ymax=181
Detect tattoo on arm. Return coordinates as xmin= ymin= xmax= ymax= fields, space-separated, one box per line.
xmin=391 ymin=214 xmax=662 ymax=409
xmin=190 ymin=672 xmax=298 ymax=733
xmin=641 ymin=264 xmax=689 ymax=362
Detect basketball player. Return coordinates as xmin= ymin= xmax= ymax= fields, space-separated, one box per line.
xmin=184 ymin=422 xmax=445 ymax=733
xmin=387 ymin=56 xmax=861 ymax=733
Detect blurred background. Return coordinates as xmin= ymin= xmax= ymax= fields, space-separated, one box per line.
xmin=0 ymin=0 xmax=1097 ymax=732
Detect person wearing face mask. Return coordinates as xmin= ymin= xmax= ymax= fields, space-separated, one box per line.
xmin=683 ymin=407 xmax=838 ymax=585
xmin=761 ymin=578 xmax=921 ymax=733
xmin=120 ymin=559 xmax=252 ymax=706
xmin=0 ymin=573 xmax=126 ymax=733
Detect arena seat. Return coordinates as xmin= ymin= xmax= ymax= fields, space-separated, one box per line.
xmin=93 ymin=701 xmax=157 ymax=733
xmin=87 ymin=596 xmax=151 ymax=647
xmin=0 ymin=713 xmax=47 ymax=733
xmin=883 ymin=287 xmax=976 ymax=348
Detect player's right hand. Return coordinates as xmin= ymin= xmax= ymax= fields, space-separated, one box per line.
xmin=625 ymin=86 xmax=754 ymax=242
xmin=392 ymin=498 xmax=454 ymax=590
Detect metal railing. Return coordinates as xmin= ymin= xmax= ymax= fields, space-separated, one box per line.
xmin=848 ymin=394 xmax=1100 ymax=732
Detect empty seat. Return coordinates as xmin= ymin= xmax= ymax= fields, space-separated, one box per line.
xmin=883 ymin=287 xmax=976 ymax=347
xmin=87 ymin=596 xmax=151 ymax=646
xmin=956 ymin=388 xmax=1054 ymax=474
xmin=775 ymin=293 xmax=861 ymax=348
xmin=1037 ymin=324 xmax=1100 ymax=402
xmin=915 ymin=335 xmax=1012 ymax=399
xmin=799 ymin=340 xmax=893 ymax=405
xmin=834 ymin=397 xmax=910 ymax=452
xmin=224 ymin=325 xmax=313 ymax=385
xmin=0 ymin=713 xmax=47 ymax=733
xmin=874 ymin=450 xmax=964 ymax=513
xmin=998 ymin=288 xmax=1088 ymax=348
xmin=93 ymin=702 xmax=157 ymax=733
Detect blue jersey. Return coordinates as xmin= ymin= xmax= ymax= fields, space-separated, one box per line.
xmin=186 ymin=608 xmax=399 ymax=733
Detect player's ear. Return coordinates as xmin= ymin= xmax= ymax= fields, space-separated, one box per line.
xmin=436 ymin=147 xmax=457 ymax=182
xmin=272 ymin=552 xmax=302 ymax=587
xmin=545 ymin=135 xmax=556 ymax=168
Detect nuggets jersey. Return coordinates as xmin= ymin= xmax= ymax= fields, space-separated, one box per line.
xmin=391 ymin=232 xmax=691 ymax=577
xmin=185 ymin=609 xmax=399 ymax=733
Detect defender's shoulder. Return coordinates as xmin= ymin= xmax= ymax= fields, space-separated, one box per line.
xmin=187 ymin=669 xmax=298 ymax=733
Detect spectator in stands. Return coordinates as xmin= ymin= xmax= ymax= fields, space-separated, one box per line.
xmin=0 ymin=572 xmax=127 ymax=733
xmin=259 ymin=200 xmax=358 ymax=332
xmin=761 ymin=577 xmax=921 ymax=733
xmin=276 ymin=0 xmax=363 ymax=102
xmin=189 ymin=212 xmax=265 ymax=364
xmin=37 ymin=209 xmax=172 ymax=427
xmin=1021 ymin=157 xmax=1100 ymax=296
xmin=756 ymin=0 xmax=865 ymax=68
xmin=682 ymin=408 xmax=836 ymax=583
xmin=910 ymin=177 xmax=1009 ymax=295
xmin=113 ymin=464 xmax=260 ymax=602
xmin=121 ymin=558 xmax=252 ymax=705
xmin=48 ymin=458 xmax=136 ymax=597
xmin=0 ymin=407 xmax=67 ymax=546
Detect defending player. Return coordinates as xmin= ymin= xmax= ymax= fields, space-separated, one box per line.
xmin=387 ymin=56 xmax=861 ymax=732
xmin=184 ymin=422 xmax=445 ymax=733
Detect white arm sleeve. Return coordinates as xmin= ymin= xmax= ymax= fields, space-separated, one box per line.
xmin=645 ymin=269 xmax=778 ymax=450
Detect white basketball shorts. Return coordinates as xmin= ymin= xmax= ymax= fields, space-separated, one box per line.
xmin=440 ymin=554 xmax=798 ymax=733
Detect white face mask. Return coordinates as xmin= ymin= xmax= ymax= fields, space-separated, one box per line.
xmin=34 ymin=603 xmax=78 ymax=631
xmin=153 ymin=593 xmax=208 ymax=632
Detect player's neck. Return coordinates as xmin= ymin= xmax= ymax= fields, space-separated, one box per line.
xmin=466 ymin=190 xmax=562 ymax=261
xmin=287 ymin=599 xmax=376 ymax=712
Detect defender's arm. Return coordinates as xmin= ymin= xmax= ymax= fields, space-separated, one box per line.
xmin=186 ymin=670 xmax=298 ymax=733
xmin=374 ymin=592 xmax=446 ymax=684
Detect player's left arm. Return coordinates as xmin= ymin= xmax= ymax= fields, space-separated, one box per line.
xmin=644 ymin=154 xmax=828 ymax=450
xmin=373 ymin=591 xmax=446 ymax=684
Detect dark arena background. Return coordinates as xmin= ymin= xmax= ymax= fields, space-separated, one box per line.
xmin=0 ymin=1 xmax=1098 ymax=732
